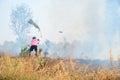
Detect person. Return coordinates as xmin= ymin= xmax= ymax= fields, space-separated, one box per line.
xmin=29 ymin=37 xmax=39 ymax=57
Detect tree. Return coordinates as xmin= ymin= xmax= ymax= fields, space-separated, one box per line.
xmin=10 ymin=4 xmax=32 ymax=46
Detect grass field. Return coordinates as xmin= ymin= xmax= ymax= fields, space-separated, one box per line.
xmin=0 ymin=55 xmax=120 ymax=80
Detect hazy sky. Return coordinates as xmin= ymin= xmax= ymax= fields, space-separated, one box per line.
xmin=0 ymin=0 xmax=120 ymax=60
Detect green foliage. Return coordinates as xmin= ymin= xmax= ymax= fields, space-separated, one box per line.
xmin=20 ymin=46 xmax=30 ymax=57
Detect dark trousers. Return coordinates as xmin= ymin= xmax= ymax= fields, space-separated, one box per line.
xmin=29 ymin=45 xmax=38 ymax=57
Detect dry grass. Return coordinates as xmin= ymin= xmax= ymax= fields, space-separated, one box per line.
xmin=0 ymin=55 xmax=120 ymax=80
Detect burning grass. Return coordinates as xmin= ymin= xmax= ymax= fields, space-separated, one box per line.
xmin=0 ymin=55 xmax=120 ymax=80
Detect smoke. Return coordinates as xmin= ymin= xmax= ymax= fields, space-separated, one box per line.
xmin=47 ymin=0 xmax=106 ymax=43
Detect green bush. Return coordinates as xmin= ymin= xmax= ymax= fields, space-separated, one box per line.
xmin=20 ymin=46 xmax=30 ymax=57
